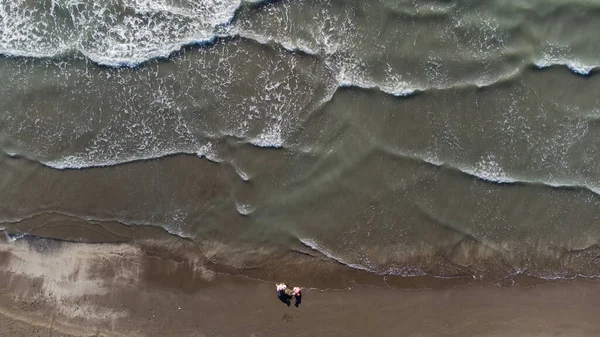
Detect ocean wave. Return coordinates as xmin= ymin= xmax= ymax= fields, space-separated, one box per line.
xmin=337 ymin=73 xmax=417 ymax=97
xmin=1 ymin=0 xmax=596 ymax=83
xmin=78 ymin=37 xmax=219 ymax=68
xmin=299 ymin=238 xmax=373 ymax=272
xmin=4 ymin=142 xmax=221 ymax=170
xmin=452 ymin=162 xmax=599 ymax=195
xmin=46 ymin=149 xmax=220 ymax=170
xmin=378 ymin=146 xmax=600 ymax=196
xmin=299 ymin=238 xmax=443 ymax=277
xmin=1 ymin=64 xmax=591 ymax=178
xmin=334 ymin=66 xmax=523 ymax=97
xmin=0 ymin=210 xmax=196 ymax=240
xmin=301 ymin=238 xmax=453 ymax=278
xmin=0 ymin=1 xmax=594 ymax=100
xmin=299 ymin=236 xmax=600 ymax=282
xmin=0 ymin=0 xmax=247 ymax=66
xmin=458 ymin=155 xmax=517 ymax=184
xmin=237 ymin=29 xmax=524 ymax=96
xmin=3 ymin=1 xmax=600 ymax=176
xmin=534 ymin=59 xmax=596 ymax=76
xmin=248 ymin=123 xmax=284 ymax=148
xmin=534 ymin=44 xmax=598 ymax=75
xmin=236 ymin=31 xmax=422 ymax=96
xmin=41 ymin=138 xmax=599 ymax=198
xmin=236 ymin=30 xmax=320 ymax=56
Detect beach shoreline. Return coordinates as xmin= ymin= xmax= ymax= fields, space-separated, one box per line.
xmin=0 ymin=231 xmax=597 ymax=337
xmin=3 ymin=0 xmax=600 ymax=335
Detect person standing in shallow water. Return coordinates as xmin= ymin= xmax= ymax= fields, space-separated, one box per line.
xmin=276 ymin=284 xmax=302 ymax=307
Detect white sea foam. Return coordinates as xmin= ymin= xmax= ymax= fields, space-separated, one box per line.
xmin=0 ymin=0 xmax=244 ymax=66
xmin=3 ymin=0 xmax=600 ymax=183
xmin=535 ymin=59 xmax=596 ymax=76
xmin=334 ymin=66 xmax=527 ymax=97
xmin=196 ymin=142 xmax=221 ymax=162
xmin=236 ymin=30 xmax=319 ymax=56
xmin=380 ymin=146 xmax=516 ymax=184
xmin=1 ymin=0 xmax=598 ymax=85
xmin=449 ymin=162 xmax=600 ymax=196
xmin=381 ymin=266 xmax=427 ymax=277
xmin=235 ymin=202 xmax=255 ymax=215
xmin=41 ymin=142 xmax=220 ymax=170
xmin=336 ymin=62 xmax=418 ymax=97
xmin=337 ymin=76 xmax=417 ymax=97
xmin=235 ymin=168 xmax=250 ymax=182
xmin=460 ymin=155 xmax=516 ymax=184
xmin=588 ymin=186 xmax=600 ymax=196
xmin=567 ymin=64 xmax=595 ymax=75
xmin=300 ymin=238 xmax=430 ymax=277
xmin=248 ymin=122 xmax=284 ymax=148
xmin=163 ymin=209 xmax=189 ymax=238
xmin=331 ymin=56 xmax=524 ymax=99
xmin=535 ymin=44 xmax=597 ymax=75
xmin=381 ymin=147 xmax=600 ymax=195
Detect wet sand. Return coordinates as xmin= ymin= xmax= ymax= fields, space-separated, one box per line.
xmin=0 ymin=229 xmax=598 ymax=337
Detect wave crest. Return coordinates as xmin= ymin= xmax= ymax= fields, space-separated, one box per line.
xmin=0 ymin=0 xmax=244 ymax=66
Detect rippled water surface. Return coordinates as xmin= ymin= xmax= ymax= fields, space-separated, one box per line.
xmin=2 ymin=0 xmax=600 ymax=280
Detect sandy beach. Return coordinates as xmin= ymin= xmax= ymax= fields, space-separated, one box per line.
xmin=0 ymin=227 xmax=597 ymax=337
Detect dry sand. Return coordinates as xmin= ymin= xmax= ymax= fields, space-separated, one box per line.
xmin=0 ymin=226 xmax=598 ymax=337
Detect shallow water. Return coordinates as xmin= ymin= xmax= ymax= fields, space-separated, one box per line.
xmin=1 ymin=0 xmax=600 ymax=280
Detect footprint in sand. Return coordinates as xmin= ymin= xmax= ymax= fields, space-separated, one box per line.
xmin=282 ymin=313 xmax=293 ymax=323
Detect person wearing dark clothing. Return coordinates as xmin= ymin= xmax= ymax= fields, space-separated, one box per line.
xmin=276 ymin=283 xmax=292 ymax=306
xmin=292 ymin=287 xmax=302 ymax=307
xmin=276 ymin=284 xmax=302 ymax=307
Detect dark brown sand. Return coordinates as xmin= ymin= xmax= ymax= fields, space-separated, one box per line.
xmin=0 ymin=225 xmax=598 ymax=337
